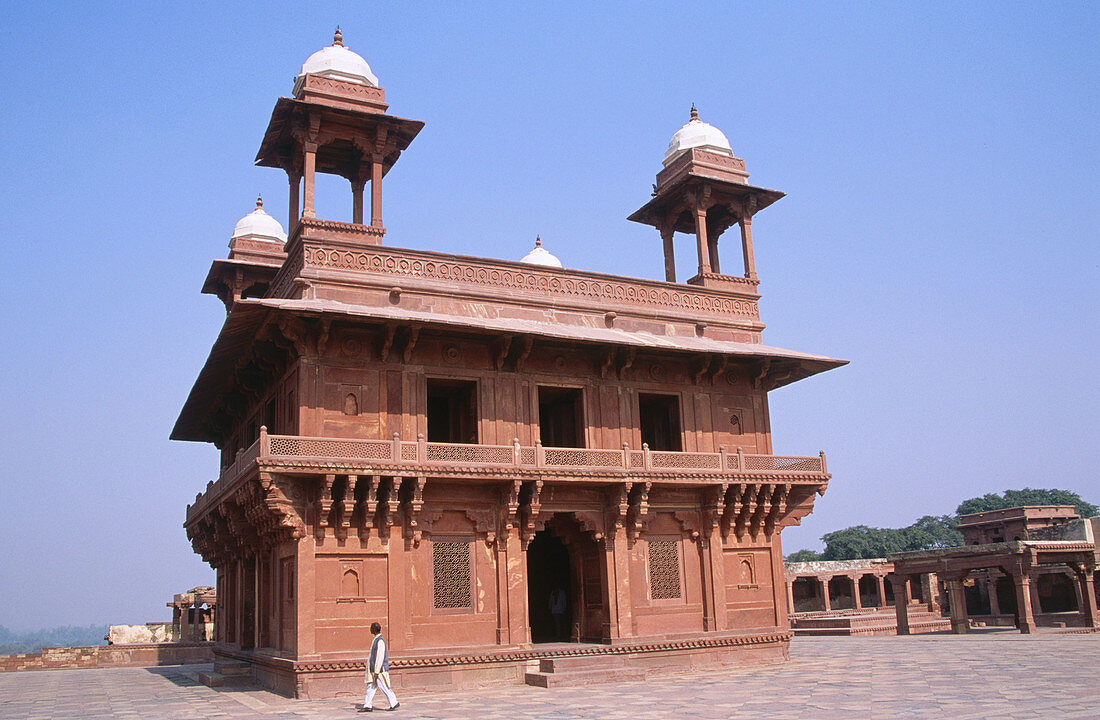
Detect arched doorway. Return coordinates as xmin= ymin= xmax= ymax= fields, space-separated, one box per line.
xmin=527 ymin=530 xmax=572 ymax=642
xmin=526 ymin=514 xmax=608 ymax=643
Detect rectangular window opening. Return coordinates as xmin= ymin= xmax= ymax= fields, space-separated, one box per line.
xmin=639 ymin=393 xmax=682 ymax=451
xmin=426 ymin=379 xmax=479 ymax=444
xmin=538 ymin=386 xmax=584 ymax=448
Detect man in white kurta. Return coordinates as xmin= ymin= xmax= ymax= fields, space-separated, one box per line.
xmin=361 ymin=622 xmax=399 ymax=712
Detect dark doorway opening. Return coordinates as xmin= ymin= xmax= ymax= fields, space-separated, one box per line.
xmin=426 ymin=379 xmax=478 ymax=443
xmin=527 ymin=529 xmax=573 ymax=643
xmin=538 ymin=386 xmax=584 ymax=448
xmin=638 ymin=393 xmax=682 ymax=451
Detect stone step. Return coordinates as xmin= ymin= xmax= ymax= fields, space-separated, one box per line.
xmin=198 ymin=670 xmax=254 ymax=688
xmin=524 ymin=666 xmax=647 ymax=688
xmin=213 ymin=660 xmax=251 ymax=676
xmin=538 ymin=654 xmax=628 ymax=673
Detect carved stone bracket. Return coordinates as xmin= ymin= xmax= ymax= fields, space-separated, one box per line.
xmin=606 ymin=483 xmax=631 ymax=538
xmin=673 ymin=511 xmax=702 ymax=541
xmin=519 ymin=479 xmax=543 ymax=547
xmin=627 ymin=481 xmax=652 ymax=543
xmin=400 ymin=475 xmax=427 ymax=547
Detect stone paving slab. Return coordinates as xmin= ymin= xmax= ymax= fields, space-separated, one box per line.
xmin=0 ymin=631 xmax=1096 ymax=719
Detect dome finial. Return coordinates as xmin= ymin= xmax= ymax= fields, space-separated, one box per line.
xmin=690 ymin=104 xmax=698 ymax=121
xmin=535 ymin=235 xmax=542 ymax=248
xmin=256 ymin=194 xmax=263 ymax=209
xmin=333 ymin=26 xmax=344 ymax=47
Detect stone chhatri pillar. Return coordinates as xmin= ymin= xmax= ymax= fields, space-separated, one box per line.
xmin=944 ymin=576 xmax=969 ymax=634
xmin=889 ymin=575 xmax=911 ymax=635
xmin=693 ymin=204 xmax=710 ymax=275
xmin=739 ymin=213 xmax=757 ymax=279
xmin=819 ymin=577 xmax=831 ymax=611
xmin=660 ymin=226 xmax=676 ymax=282
xmin=370 ymin=153 xmax=384 ymax=227
xmin=786 ymin=579 xmax=796 ymax=616
xmin=851 ymin=575 xmax=863 ymax=610
xmin=302 ymin=142 xmax=317 ymax=219
xmin=288 ymin=170 xmax=301 ymax=234
xmin=876 ymin=574 xmax=887 ymax=607
xmin=351 ymin=177 xmax=366 ymax=225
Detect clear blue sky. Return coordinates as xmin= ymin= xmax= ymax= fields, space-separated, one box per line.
xmin=0 ymin=2 xmax=1096 ymax=632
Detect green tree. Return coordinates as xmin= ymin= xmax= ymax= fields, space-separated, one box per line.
xmin=902 ymin=515 xmax=963 ymax=550
xmin=785 ymin=549 xmax=823 ymax=562
xmin=956 ymin=488 xmax=1098 ymax=519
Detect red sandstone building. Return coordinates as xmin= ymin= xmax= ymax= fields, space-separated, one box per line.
xmin=172 ymin=31 xmax=845 ymax=697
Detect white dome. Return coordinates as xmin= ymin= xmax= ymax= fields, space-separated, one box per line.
xmin=296 ymin=28 xmax=378 ymax=88
xmin=519 ymin=237 xmax=562 ymax=268
xmin=231 ymin=197 xmax=287 ymax=244
xmin=663 ymin=107 xmax=733 ymax=166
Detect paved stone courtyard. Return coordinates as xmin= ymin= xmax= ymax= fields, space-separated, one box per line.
xmin=1 ymin=631 xmax=1096 ymax=719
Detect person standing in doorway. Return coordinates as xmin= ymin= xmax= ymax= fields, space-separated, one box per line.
xmin=549 ymin=587 xmax=567 ymax=640
xmin=361 ymin=622 xmax=399 ymax=712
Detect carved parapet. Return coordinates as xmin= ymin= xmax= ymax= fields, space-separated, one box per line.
xmin=299 ymin=243 xmax=761 ymax=324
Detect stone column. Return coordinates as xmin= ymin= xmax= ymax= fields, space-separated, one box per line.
xmin=877 ymin=574 xmax=887 ymax=607
xmin=706 ymin=526 xmax=730 ymax=631
xmin=178 ymin=604 xmax=190 ymax=643
xmin=851 ymin=575 xmax=863 ymax=610
xmin=925 ymin=572 xmax=941 ymax=612
xmin=1012 ymin=572 xmax=1037 ymax=634
xmin=889 ymin=575 xmax=911 ymax=635
xmin=739 ymin=215 xmax=757 ymax=279
xmin=988 ymin=575 xmax=1002 ymax=617
xmin=693 ymin=206 xmax=711 ymax=275
xmin=287 ymin=171 xmax=301 ymax=234
xmin=819 ymin=577 xmax=831 ymax=611
xmin=611 ymin=532 xmax=635 ymax=638
xmin=660 ymin=227 xmax=676 ymax=282
xmin=786 ymin=579 xmax=796 ymax=616
xmin=370 ymin=154 xmax=384 ymax=228
xmin=1075 ymin=565 xmax=1099 ymax=629
xmin=501 ymin=528 xmax=530 ymax=645
xmin=945 ymin=578 xmax=969 ymax=634
xmin=1030 ymin=576 xmax=1043 ymax=619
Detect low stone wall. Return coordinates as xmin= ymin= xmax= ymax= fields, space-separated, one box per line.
xmin=0 ymin=643 xmax=214 ymax=672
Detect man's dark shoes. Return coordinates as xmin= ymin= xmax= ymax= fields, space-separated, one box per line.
xmin=387 ymin=702 xmax=400 ymax=711
xmin=358 ymin=706 xmax=372 ymax=712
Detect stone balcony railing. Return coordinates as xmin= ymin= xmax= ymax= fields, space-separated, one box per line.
xmin=189 ymin=428 xmax=828 ymax=522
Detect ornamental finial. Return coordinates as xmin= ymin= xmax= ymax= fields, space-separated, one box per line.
xmin=256 ymin=194 xmax=263 ymax=209
xmin=333 ymin=26 xmax=344 ymax=47
xmin=690 ymin=104 xmax=698 ymax=121
xmin=535 ymin=235 xmax=542 ymax=247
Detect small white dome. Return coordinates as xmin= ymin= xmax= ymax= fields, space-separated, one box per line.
xmin=231 ymin=197 xmax=287 ymax=244
xmin=296 ymin=28 xmax=378 ymax=88
xmin=519 ymin=237 xmax=562 ymax=268
xmin=663 ymin=106 xmax=733 ymax=166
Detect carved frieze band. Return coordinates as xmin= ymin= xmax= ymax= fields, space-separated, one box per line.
xmin=269 ymin=252 xmax=305 ymax=300
xmin=303 ymin=247 xmax=759 ymax=320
